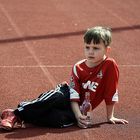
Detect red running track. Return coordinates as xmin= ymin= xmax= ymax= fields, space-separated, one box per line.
xmin=0 ymin=0 xmax=140 ymax=139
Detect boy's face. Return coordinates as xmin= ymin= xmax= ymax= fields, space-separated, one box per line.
xmin=84 ymin=41 xmax=109 ymax=67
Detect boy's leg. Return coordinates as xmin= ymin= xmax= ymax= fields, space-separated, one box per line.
xmin=14 ymin=83 xmax=72 ymax=124
xmin=34 ymin=108 xmax=76 ymax=128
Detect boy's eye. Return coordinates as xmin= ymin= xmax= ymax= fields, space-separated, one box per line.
xmin=93 ymin=47 xmax=99 ymax=50
xmin=85 ymin=46 xmax=90 ymax=49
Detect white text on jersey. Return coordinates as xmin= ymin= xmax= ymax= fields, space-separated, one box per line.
xmin=82 ymin=81 xmax=99 ymax=92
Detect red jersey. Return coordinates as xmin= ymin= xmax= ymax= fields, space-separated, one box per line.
xmin=69 ymin=57 xmax=119 ymax=110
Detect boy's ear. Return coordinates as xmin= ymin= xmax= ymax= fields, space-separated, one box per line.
xmin=106 ymin=46 xmax=111 ymax=53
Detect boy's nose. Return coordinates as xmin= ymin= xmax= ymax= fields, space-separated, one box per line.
xmin=89 ymin=48 xmax=94 ymax=54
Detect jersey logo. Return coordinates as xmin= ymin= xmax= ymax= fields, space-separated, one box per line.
xmin=69 ymin=76 xmax=75 ymax=88
xmin=97 ymin=70 xmax=103 ymax=79
xmin=82 ymin=81 xmax=99 ymax=92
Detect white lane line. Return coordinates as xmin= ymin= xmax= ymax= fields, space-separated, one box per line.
xmin=0 ymin=65 xmax=140 ymax=68
xmin=0 ymin=65 xmax=72 ymax=68
xmin=119 ymin=65 xmax=140 ymax=67
xmin=0 ymin=3 xmax=56 ymax=87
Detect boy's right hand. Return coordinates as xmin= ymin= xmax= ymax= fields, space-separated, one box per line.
xmin=77 ymin=114 xmax=93 ymax=128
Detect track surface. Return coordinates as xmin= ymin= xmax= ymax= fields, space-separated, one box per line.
xmin=0 ymin=0 xmax=140 ymax=139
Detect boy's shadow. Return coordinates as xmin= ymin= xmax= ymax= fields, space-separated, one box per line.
xmin=0 ymin=122 xmax=108 ymax=139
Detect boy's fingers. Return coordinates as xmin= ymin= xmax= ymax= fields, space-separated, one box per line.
xmin=78 ymin=118 xmax=87 ymax=125
xmin=109 ymin=118 xmax=129 ymax=124
xmin=79 ymin=115 xmax=87 ymax=120
xmin=77 ymin=122 xmax=87 ymax=129
xmin=119 ymin=119 xmax=129 ymax=124
xmin=122 ymin=119 xmax=129 ymax=124
xmin=79 ymin=118 xmax=93 ymax=127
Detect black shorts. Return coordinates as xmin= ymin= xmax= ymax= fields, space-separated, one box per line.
xmin=14 ymin=83 xmax=76 ymax=128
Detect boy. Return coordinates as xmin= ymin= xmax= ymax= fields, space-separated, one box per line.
xmin=69 ymin=26 xmax=128 ymax=128
xmin=0 ymin=26 xmax=128 ymax=131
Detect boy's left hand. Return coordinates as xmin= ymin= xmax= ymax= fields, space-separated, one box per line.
xmin=77 ymin=115 xmax=93 ymax=128
xmin=108 ymin=117 xmax=128 ymax=124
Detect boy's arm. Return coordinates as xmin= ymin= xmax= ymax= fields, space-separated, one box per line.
xmin=106 ymin=103 xmax=128 ymax=124
xmin=71 ymin=101 xmax=82 ymax=119
xmin=104 ymin=60 xmax=128 ymax=124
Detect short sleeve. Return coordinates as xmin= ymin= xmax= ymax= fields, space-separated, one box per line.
xmin=104 ymin=60 xmax=119 ymax=105
xmin=69 ymin=65 xmax=80 ymax=102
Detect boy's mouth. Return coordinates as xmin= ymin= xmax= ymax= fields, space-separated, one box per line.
xmin=88 ymin=56 xmax=95 ymax=59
